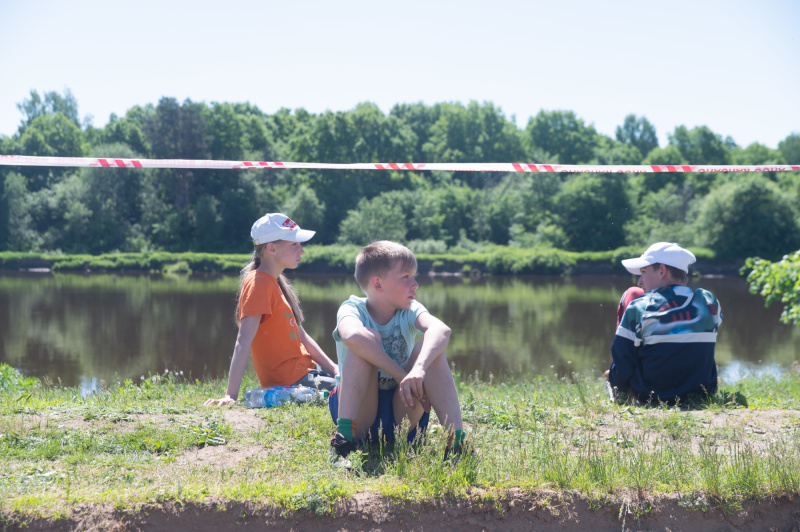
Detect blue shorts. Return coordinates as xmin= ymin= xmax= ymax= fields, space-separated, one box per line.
xmin=328 ymin=386 xmax=430 ymax=443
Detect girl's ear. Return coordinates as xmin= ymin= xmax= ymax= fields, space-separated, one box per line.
xmin=265 ymin=242 xmax=275 ymax=254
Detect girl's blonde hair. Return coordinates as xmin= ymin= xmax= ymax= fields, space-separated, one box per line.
xmin=235 ymin=242 xmax=304 ymax=326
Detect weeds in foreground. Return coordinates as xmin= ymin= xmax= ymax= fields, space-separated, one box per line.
xmin=0 ymin=364 xmax=799 ymax=518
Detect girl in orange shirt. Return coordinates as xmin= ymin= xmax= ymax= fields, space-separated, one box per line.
xmin=205 ymin=213 xmax=338 ymax=406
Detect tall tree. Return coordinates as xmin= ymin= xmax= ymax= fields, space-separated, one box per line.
xmin=389 ymin=102 xmax=442 ymax=163
xmin=526 ymin=110 xmax=597 ymax=164
xmin=732 ymin=142 xmax=785 ymax=165
xmin=615 ymin=114 xmax=658 ymax=158
xmin=695 ymin=175 xmax=800 ymax=260
xmin=16 ymin=89 xmax=81 ymax=131
xmin=555 ymin=174 xmax=631 ymax=250
xmin=143 ymin=97 xmax=210 ymax=210
xmin=668 ymin=125 xmax=732 ymax=165
xmin=779 ymin=133 xmax=800 ymax=164
xmin=18 ymin=113 xmax=84 ymax=190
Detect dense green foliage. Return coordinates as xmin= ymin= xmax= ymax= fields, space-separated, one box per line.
xmin=1 ymin=89 xmax=799 ymax=260
xmin=746 ymin=251 xmax=800 ymax=325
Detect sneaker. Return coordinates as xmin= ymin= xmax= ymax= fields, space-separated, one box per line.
xmin=330 ymin=432 xmax=358 ymax=467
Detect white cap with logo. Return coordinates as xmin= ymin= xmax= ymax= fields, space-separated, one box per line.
xmin=621 ymin=242 xmax=696 ymax=275
xmin=251 ymin=213 xmax=315 ymax=245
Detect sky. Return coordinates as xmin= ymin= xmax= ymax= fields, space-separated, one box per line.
xmin=0 ymin=0 xmax=798 ymax=151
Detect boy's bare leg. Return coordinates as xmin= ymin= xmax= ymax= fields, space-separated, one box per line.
xmin=338 ymin=348 xmax=379 ymax=441
xmin=396 ymin=340 xmax=462 ymax=434
xmin=420 ymin=352 xmax=462 ymax=431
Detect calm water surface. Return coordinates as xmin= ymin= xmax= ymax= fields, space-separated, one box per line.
xmin=1 ymin=272 xmax=798 ymax=391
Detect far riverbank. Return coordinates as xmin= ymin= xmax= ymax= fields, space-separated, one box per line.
xmin=0 ymin=245 xmax=744 ymax=276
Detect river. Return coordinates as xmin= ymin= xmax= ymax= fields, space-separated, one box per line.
xmin=1 ymin=272 xmax=797 ymax=392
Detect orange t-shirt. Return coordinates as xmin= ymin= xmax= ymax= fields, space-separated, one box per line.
xmin=239 ymin=270 xmax=314 ymax=387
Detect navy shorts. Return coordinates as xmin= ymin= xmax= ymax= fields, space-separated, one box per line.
xmin=328 ymin=386 xmax=430 ymax=443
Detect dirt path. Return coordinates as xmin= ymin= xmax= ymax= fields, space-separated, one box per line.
xmin=4 ymin=491 xmax=799 ymax=532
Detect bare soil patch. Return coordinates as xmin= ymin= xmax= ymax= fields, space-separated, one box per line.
xmin=585 ymin=409 xmax=800 ymax=453
xmin=3 ymin=491 xmax=799 ymax=531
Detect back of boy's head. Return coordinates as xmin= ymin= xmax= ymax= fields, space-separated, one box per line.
xmin=355 ymin=241 xmax=417 ymax=293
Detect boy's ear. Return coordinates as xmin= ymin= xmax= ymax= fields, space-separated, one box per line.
xmin=371 ymin=276 xmax=383 ymax=292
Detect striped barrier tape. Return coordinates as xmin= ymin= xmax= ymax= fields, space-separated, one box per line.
xmin=1 ymin=154 xmax=799 ymax=173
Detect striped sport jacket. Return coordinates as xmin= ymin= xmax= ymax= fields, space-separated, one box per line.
xmin=608 ymin=285 xmax=722 ymax=402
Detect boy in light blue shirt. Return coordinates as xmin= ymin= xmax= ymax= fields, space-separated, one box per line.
xmin=329 ymin=241 xmax=465 ymax=460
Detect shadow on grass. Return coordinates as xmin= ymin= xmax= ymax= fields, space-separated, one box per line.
xmin=613 ymin=389 xmax=749 ymax=410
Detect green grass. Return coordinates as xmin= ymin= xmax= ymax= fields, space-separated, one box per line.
xmin=1 ymin=363 xmax=798 ymax=521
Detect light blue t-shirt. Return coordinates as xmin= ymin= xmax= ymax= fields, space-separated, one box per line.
xmin=332 ymin=295 xmax=428 ymax=390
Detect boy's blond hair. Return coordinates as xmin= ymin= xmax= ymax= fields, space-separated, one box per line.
xmin=354 ymin=241 xmax=417 ymax=292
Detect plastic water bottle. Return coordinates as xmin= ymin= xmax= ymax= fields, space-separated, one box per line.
xmin=243 ymin=386 xmax=325 ymax=408
xmin=263 ymin=387 xmax=294 ymax=407
xmin=243 ymin=387 xmax=267 ymax=408
xmin=289 ymin=386 xmax=319 ymax=403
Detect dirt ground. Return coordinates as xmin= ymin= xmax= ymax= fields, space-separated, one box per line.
xmin=4 ymin=491 xmax=799 ymax=532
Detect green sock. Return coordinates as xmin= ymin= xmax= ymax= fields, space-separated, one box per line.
xmin=337 ymin=418 xmax=354 ymax=442
xmin=454 ymin=429 xmax=466 ymax=451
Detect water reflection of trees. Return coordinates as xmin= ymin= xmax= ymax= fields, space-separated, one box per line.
xmin=0 ymin=274 xmax=240 ymax=385
xmin=1 ymin=274 xmax=798 ymax=387
xmin=299 ymin=275 xmax=636 ymax=379
xmin=297 ymin=275 xmax=800 ymax=381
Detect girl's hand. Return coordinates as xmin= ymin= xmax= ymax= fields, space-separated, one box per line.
xmin=204 ymin=395 xmax=236 ymax=406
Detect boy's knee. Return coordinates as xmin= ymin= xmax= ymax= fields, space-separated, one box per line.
xmin=343 ymin=351 xmax=379 ymax=374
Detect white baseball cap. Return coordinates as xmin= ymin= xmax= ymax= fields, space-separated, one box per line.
xmin=621 ymin=242 xmax=696 ymax=274
xmin=250 ymin=213 xmax=315 ymax=245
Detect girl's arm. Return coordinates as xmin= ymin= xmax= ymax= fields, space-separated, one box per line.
xmin=204 ymin=315 xmax=261 ymax=405
xmin=298 ymin=324 xmax=338 ymax=377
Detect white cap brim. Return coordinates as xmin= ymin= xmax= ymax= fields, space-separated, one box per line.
xmin=284 ymin=228 xmax=315 ymax=243
xmin=621 ymin=257 xmax=652 ymax=275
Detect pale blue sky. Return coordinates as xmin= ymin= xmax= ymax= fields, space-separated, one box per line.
xmin=1 ymin=0 xmax=798 ymax=150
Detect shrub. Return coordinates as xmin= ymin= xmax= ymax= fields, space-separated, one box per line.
xmin=695 ymin=176 xmax=800 ymax=260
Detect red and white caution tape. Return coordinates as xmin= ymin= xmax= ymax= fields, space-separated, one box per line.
xmin=1 ymin=154 xmax=798 ymax=173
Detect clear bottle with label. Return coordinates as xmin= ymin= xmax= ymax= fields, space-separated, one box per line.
xmin=243 ymin=386 xmax=323 ymax=408
xmin=243 ymin=387 xmax=267 ymax=408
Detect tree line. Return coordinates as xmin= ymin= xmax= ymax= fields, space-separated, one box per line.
xmin=1 ymin=89 xmax=799 ymax=260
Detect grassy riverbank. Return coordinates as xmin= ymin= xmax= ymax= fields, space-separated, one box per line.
xmin=1 ymin=363 xmax=799 ymax=529
xmin=0 ymin=245 xmax=729 ymax=276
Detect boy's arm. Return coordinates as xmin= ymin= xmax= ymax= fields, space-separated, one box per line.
xmin=607 ymin=303 xmax=640 ymax=390
xmin=607 ymin=334 xmax=636 ymax=390
xmin=298 ymin=324 xmax=338 ymax=377
xmin=337 ymin=315 xmax=408 ymax=383
xmin=204 ymin=315 xmax=260 ymax=405
xmin=399 ymin=312 xmax=452 ymax=407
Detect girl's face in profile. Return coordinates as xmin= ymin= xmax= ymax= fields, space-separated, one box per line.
xmin=267 ymin=240 xmax=305 ymax=270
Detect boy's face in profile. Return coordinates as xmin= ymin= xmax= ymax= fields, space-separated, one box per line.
xmin=376 ymin=262 xmax=419 ymax=310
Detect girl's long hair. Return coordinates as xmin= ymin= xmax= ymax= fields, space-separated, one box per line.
xmin=235 ymin=243 xmax=304 ymax=326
